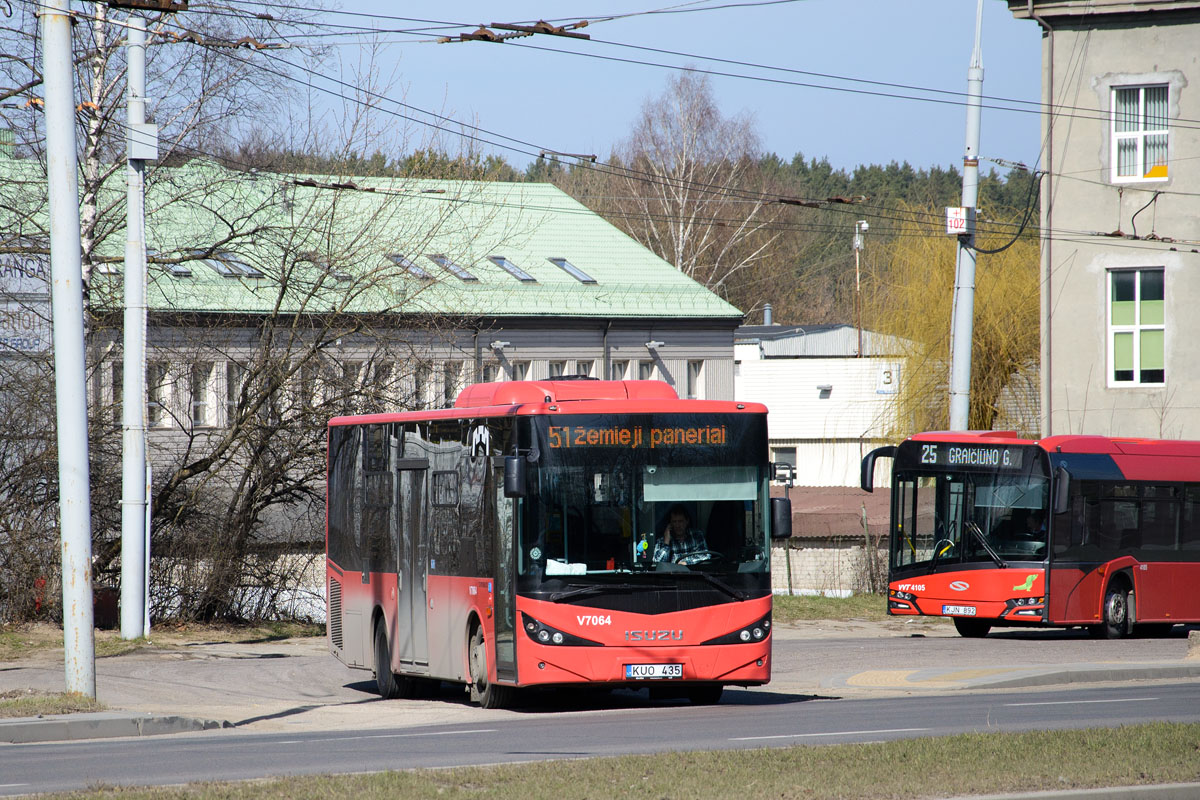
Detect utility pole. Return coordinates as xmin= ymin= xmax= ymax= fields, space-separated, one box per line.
xmin=854 ymin=220 xmax=868 ymax=357
xmin=948 ymin=0 xmax=985 ymax=431
xmin=121 ymin=15 xmax=155 ymax=640
xmin=41 ymin=0 xmax=96 ymax=697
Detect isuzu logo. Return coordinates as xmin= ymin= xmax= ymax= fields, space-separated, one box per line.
xmin=949 ymin=581 xmax=970 ymax=591
xmin=624 ymin=630 xmax=683 ymax=641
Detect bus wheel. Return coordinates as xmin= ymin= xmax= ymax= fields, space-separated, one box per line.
xmin=1095 ymin=584 xmax=1131 ymax=639
xmin=468 ymin=625 xmax=512 ymax=710
xmin=688 ymin=684 xmax=723 ymax=705
xmin=952 ymin=618 xmax=991 ymax=638
xmin=374 ymin=620 xmax=414 ymax=699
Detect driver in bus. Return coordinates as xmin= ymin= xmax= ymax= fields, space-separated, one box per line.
xmin=654 ymin=504 xmax=708 ymax=563
xmin=1023 ymin=510 xmax=1047 ymax=538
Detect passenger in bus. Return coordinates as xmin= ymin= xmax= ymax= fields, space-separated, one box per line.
xmin=654 ymin=504 xmax=708 ymax=563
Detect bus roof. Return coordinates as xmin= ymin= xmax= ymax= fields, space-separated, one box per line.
xmin=908 ymin=430 xmax=1200 ymax=456
xmin=328 ymin=379 xmax=769 ymax=427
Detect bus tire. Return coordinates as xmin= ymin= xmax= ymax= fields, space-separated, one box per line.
xmin=688 ymin=684 xmax=724 ymax=705
xmin=374 ymin=619 xmax=414 ymax=700
xmin=1096 ymin=582 xmax=1132 ymax=639
xmin=952 ymin=618 xmax=991 ymax=638
xmin=468 ymin=624 xmax=512 ymax=709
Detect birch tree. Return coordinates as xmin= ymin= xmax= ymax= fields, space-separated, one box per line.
xmin=610 ymin=72 xmax=778 ymax=295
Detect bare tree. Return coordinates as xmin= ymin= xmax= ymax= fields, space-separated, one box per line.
xmin=608 ymin=72 xmax=778 ymax=296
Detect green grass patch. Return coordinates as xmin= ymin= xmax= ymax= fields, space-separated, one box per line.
xmin=0 ymin=625 xmax=59 ymax=661
xmin=0 ymin=690 xmax=103 ymax=718
xmin=47 ymin=723 xmax=1200 ymax=799
xmin=772 ymin=592 xmax=889 ymax=623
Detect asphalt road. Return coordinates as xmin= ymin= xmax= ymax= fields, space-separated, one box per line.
xmin=2 ymin=619 xmax=1198 ymax=795
xmin=2 ymin=681 xmax=1198 ymax=795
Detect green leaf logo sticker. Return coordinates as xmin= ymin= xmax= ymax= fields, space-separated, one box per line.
xmin=1013 ymin=574 xmax=1037 ymax=592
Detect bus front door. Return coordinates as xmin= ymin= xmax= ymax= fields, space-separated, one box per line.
xmin=396 ymin=459 xmax=430 ymax=669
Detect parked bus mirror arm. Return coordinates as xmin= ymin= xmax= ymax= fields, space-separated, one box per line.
xmin=860 ymin=445 xmax=897 ymax=493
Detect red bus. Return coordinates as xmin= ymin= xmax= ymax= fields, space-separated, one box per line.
xmin=327 ymin=379 xmax=791 ymax=707
xmin=861 ymin=431 xmax=1200 ymax=638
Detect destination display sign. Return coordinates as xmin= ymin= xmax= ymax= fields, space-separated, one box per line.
xmin=547 ymin=423 xmax=728 ymax=450
xmin=913 ymin=442 xmax=1026 ymax=471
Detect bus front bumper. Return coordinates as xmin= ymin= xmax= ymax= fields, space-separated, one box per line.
xmin=514 ymin=641 xmax=771 ymax=687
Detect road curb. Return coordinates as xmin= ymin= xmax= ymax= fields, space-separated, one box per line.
xmin=946 ymin=781 xmax=1200 ymax=800
xmin=0 ymin=712 xmax=231 ymax=744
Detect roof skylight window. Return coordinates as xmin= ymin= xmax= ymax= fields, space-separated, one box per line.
xmin=488 ymin=255 xmax=536 ymax=283
xmin=298 ymin=251 xmax=351 ymax=281
xmin=191 ymin=249 xmax=264 ymax=279
xmin=390 ymin=254 xmax=432 ymax=279
xmin=162 ymin=253 xmax=192 ymax=278
xmin=426 ymin=254 xmax=478 ymax=282
xmin=548 ymin=257 xmax=597 ymax=284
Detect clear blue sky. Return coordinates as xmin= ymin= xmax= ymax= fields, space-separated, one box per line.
xmin=333 ymin=0 xmax=1044 ymax=174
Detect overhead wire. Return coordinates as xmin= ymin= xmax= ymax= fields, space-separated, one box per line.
xmin=14 ymin=1 xmax=1198 ymax=255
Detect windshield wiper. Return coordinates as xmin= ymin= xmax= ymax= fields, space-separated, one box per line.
xmin=965 ymin=520 xmax=1008 ymax=569
xmin=682 ymin=571 xmax=749 ymax=601
xmin=548 ymin=583 xmax=641 ymax=602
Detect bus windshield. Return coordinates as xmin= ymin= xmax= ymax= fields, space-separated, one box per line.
xmin=518 ymin=413 xmax=770 ymax=582
xmin=892 ymin=442 xmax=1050 ymax=572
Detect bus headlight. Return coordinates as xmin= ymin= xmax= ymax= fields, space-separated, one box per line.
xmin=520 ymin=613 xmax=603 ymax=647
xmin=703 ymin=613 xmax=772 ymax=645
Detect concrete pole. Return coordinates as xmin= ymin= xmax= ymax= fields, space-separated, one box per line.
xmin=121 ymin=15 xmax=149 ymax=639
xmin=853 ymin=221 xmax=867 ymax=358
xmin=948 ymin=0 xmax=985 ymax=432
xmin=41 ymin=0 xmax=96 ymax=697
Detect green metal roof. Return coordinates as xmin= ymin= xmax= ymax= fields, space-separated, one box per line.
xmin=3 ymin=158 xmax=742 ymax=321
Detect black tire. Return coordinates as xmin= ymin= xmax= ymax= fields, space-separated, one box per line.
xmin=687 ymin=684 xmax=724 ymax=705
xmin=468 ymin=624 xmax=512 ymax=709
xmin=1093 ymin=583 xmax=1132 ymax=639
xmin=952 ymin=618 xmax=991 ymax=638
xmin=374 ymin=620 xmax=403 ymax=699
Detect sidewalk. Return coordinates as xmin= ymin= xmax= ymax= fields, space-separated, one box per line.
xmin=2 ymin=626 xmax=1197 ymax=744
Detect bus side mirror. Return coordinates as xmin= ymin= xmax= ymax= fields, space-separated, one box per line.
xmin=860 ymin=445 xmax=897 ymax=493
xmin=504 ymin=456 xmax=527 ymax=498
xmin=1052 ymin=465 xmax=1070 ymax=516
xmin=770 ymin=497 xmax=792 ymax=539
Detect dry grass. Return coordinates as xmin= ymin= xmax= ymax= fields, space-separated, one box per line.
xmin=0 ymin=689 xmax=102 ymax=718
xmin=44 ymin=723 xmax=1200 ymax=799
xmin=0 ymin=621 xmax=323 ymax=663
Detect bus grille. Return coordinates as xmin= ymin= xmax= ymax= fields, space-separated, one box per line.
xmin=328 ymin=577 xmax=343 ymax=650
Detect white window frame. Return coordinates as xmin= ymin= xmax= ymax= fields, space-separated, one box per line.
xmin=190 ymin=361 xmax=213 ymax=427
xmin=147 ymin=361 xmax=170 ymax=428
xmin=686 ymin=360 xmax=704 ymax=399
xmin=1111 ymin=84 xmax=1169 ymax=184
xmin=1107 ymin=267 xmax=1165 ymax=388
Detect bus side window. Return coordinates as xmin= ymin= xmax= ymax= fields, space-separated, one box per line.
xmin=1183 ymin=487 xmax=1200 ymax=552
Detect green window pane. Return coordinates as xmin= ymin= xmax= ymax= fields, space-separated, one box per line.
xmin=1141 ymin=299 xmax=1164 ymax=325
xmin=1111 ymin=271 xmax=1136 ymax=324
xmin=1140 ymin=329 xmax=1164 ymax=371
xmin=1112 ymin=301 xmax=1136 ymax=325
xmin=1114 ymin=332 xmax=1133 ymax=376
xmin=1140 ymin=271 xmax=1164 ymax=324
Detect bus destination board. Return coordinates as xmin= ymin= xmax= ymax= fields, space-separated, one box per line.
xmin=916 ymin=442 xmax=1025 ymax=470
